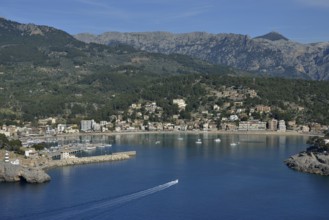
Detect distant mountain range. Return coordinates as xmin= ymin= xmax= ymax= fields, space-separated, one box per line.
xmin=75 ymin=31 xmax=329 ymax=80
xmin=0 ymin=17 xmax=240 ymax=79
xmin=0 ymin=18 xmax=329 ymax=125
xmin=0 ymin=17 xmax=239 ymax=121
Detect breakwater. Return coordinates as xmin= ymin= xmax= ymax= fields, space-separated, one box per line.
xmin=47 ymin=151 xmax=136 ymax=168
xmin=0 ymin=151 xmax=136 ymax=183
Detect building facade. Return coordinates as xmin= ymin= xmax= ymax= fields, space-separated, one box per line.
xmin=239 ymin=120 xmax=267 ymax=131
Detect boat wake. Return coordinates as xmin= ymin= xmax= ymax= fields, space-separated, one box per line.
xmin=22 ymin=180 xmax=178 ymax=220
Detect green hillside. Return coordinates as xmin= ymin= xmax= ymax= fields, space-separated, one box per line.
xmin=0 ymin=18 xmax=328 ymax=126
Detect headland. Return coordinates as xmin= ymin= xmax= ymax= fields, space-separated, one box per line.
xmin=0 ymin=150 xmax=136 ymax=184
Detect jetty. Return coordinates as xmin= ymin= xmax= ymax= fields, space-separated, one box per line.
xmin=47 ymin=151 xmax=136 ymax=168
xmin=0 ymin=150 xmax=136 ymax=183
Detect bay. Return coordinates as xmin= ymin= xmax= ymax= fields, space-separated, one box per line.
xmin=1 ymin=133 xmax=329 ymax=220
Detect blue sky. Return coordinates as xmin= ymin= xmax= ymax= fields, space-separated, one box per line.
xmin=0 ymin=0 xmax=328 ymax=43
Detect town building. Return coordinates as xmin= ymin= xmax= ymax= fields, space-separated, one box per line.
xmin=238 ymin=120 xmax=267 ymax=131
xmin=60 ymin=149 xmax=76 ymax=159
xmin=57 ymin=124 xmax=67 ymax=133
xmin=38 ymin=117 xmax=56 ymax=126
xmin=300 ymin=125 xmax=310 ymax=133
xmin=80 ymin=120 xmax=95 ymax=132
xmin=173 ymin=99 xmax=187 ymax=111
xmin=268 ymin=119 xmax=278 ymax=131
xmin=229 ymin=115 xmax=239 ymax=121
xmin=278 ymin=120 xmax=286 ymax=132
xmin=255 ymin=105 xmax=271 ymax=113
xmin=25 ymin=149 xmax=37 ymax=157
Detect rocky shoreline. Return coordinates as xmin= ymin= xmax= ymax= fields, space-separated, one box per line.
xmin=0 ymin=151 xmax=136 ymax=184
xmin=285 ymin=152 xmax=329 ymax=176
xmin=0 ymin=162 xmax=51 ymax=183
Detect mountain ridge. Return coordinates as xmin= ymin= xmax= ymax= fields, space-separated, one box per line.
xmin=75 ymin=31 xmax=329 ymax=80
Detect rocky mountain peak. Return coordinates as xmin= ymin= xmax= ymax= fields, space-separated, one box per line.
xmin=254 ymin=32 xmax=289 ymax=41
xmin=75 ymin=31 xmax=329 ymax=80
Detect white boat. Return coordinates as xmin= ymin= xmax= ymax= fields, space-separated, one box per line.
xmin=230 ymin=142 xmax=237 ymax=146
xmin=177 ymin=137 xmax=184 ymax=141
xmin=214 ymin=138 xmax=221 ymax=143
xmin=196 ymin=139 xmax=202 ymax=144
xmin=97 ymin=144 xmax=112 ymax=148
xmin=155 ymin=141 xmax=160 ymax=144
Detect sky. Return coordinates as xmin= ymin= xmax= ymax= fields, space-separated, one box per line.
xmin=0 ymin=0 xmax=329 ymax=43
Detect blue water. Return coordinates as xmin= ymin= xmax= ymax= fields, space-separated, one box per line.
xmin=1 ymin=133 xmax=329 ymax=220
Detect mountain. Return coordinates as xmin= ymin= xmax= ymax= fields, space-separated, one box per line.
xmin=0 ymin=18 xmax=242 ymax=123
xmin=254 ymin=31 xmax=289 ymax=41
xmin=1 ymin=18 xmax=328 ymax=126
xmin=0 ymin=18 xmax=231 ymax=77
xmin=75 ymin=31 xmax=329 ymax=80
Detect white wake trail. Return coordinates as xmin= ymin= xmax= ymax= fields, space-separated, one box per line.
xmin=45 ymin=179 xmax=179 ymax=220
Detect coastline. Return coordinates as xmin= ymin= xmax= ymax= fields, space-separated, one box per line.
xmin=4 ymin=130 xmax=317 ymax=183
xmin=285 ymin=151 xmax=329 ymax=176
xmin=0 ymin=151 xmax=136 ymax=184
xmin=52 ymin=129 xmax=315 ymax=139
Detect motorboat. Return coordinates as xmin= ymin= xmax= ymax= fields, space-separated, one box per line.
xmin=196 ymin=139 xmax=202 ymax=144
xmin=214 ymin=138 xmax=221 ymax=143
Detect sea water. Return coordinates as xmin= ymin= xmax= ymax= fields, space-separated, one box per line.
xmin=1 ymin=133 xmax=329 ymax=220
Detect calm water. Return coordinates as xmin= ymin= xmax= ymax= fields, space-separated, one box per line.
xmin=1 ymin=133 xmax=329 ymax=220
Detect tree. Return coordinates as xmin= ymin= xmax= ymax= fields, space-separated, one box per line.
xmin=32 ymin=143 xmax=46 ymax=151
xmin=8 ymin=139 xmax=22 ymax=152
xmin=0 ymin=134 xmax=9 ymax=149
xmin=306 ymin=136 xmax=328 ymax=152
xmin=179 ymin=111 xmax=191 ymax=120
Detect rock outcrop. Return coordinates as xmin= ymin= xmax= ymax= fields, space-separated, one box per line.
xmin=0 ymin=151 xmax=136 ymax=184
xmin=0 ymin=162 xmax=51 ymax=183
xmin=75 ymin=31 xmax=329 ymax=80
xmin=285 ymin=152 xmax=329 ymax=175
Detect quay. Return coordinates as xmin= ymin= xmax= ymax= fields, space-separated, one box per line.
xmin=46 ymin=151 xmax=136 ymax=169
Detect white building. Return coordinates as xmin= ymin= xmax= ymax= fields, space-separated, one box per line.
xmin=57 ymin=124 xmax=67 ymax=133
xmin=25 ymin=149 xmax=37 ymax=157
xmin=173 ymin=99 xmax=187 ymax=111
xmin=278 ymin=120 xmax=286 ymax=132
xmin=324 ymin=139 xmax=329 ymax=145
xmin=61 ymin=149 xmax=76 ymax=159
xmin=81 ymin=120 xmax=95 ymax=132
xmin=213 ymin=104 xmax=220 ymax=111
xmin=10 ymin=159 xmax=20 ymax=165
xmin=239 ymin=120 xmax=267 ymax=131
xmin=229 ymin=115 xmax=239 ymax=121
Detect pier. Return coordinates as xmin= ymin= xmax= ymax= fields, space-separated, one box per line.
xmin=46 ymin=151 xmax=136 ymax=168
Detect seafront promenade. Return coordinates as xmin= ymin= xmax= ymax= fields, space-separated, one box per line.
xmin=42 ymin=129 xmax=316 ymax=140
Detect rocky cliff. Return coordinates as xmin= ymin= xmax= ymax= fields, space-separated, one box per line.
xmin=285 ymin=152 xmax=329 ymax=175
xmin=0 ymin=162 xmax=51 ymax=183
xmin=75 ymin=31 xmax=329 ymax=80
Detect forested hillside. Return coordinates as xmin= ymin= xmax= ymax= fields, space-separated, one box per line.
xmin=0 ymin=18 xmax=328 ymax=126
